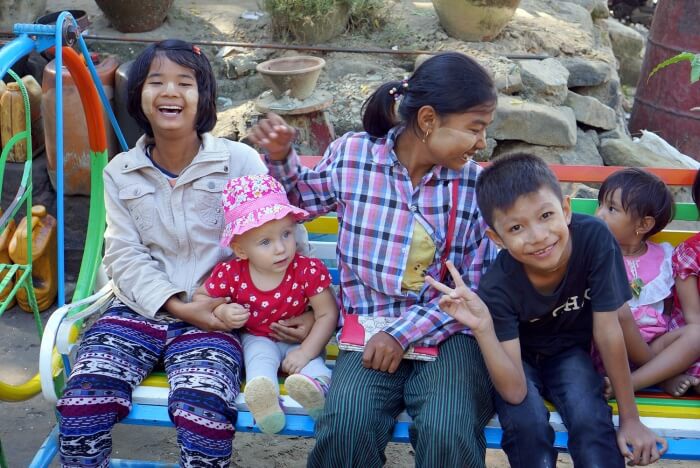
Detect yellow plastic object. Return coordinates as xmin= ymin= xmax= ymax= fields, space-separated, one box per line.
xmin=0 ymin=75 xmax=42 ymax=163
xmin=0 ymin=349 xmax=62 ymax=402
xmin=8 ymin=205 xmax=57 ymax=312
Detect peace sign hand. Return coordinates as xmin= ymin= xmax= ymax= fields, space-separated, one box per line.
xmin=425 ymin=261 xmax=494 ymax=336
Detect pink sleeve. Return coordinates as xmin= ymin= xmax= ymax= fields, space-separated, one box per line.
xmin=672 ymin=241 xmax=700 ymax=280
xmin=204 ymin=262 xmax=233 ymax=298
xmin=302 ymin=257 xmax=332 ymax=297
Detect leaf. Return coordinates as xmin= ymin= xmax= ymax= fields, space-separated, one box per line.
xmin=691 ymin=54 xmax=700 ymax=83
xmin=647 ymin=52 xmax=696 ymax=82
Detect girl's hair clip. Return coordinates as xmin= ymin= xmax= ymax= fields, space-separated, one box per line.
xmin=389 ymin=79 xmax=409 ymax=102
xmin=192 ymin=45 xmax=202 ymax=55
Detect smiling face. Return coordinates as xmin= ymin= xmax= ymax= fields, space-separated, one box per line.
xmin=140 ymin=55 xmax=199 ymax=136
xmin=489 ymin=186 xmax=573 ymax=279
xmin=425 ymin=107 xmax=495 ymax=170
xmin=232 ymin=216 xmax=297 ymax=280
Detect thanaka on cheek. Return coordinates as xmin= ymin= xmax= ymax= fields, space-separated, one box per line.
xmin=141 ymin=88 xmax=155 ymax=119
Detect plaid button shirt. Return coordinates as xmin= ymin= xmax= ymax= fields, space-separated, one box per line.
xmin=267 ymin=127 xmax=497 ymax=348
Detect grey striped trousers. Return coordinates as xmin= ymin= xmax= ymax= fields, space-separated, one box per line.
xmin=308 ymin=334 xmax=494 ymax=468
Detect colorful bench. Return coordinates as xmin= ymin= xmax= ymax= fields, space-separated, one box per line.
xmin=32 ymin=162 xmax=700 ymax=466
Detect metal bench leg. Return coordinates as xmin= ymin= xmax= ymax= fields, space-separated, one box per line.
xmin=28 ymin=425 xmax=59 ymax=468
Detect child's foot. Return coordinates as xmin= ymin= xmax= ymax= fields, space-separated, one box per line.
xmin=661 ymin=374 xmax=699 ymax=397
xmin=244 ymin=376 xmax=285 ymax=434
xmin=285 ymin=374 xmax=329 ymax=420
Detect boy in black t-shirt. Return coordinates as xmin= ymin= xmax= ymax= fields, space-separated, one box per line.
xmin=426 ymin=153 xmax=666 ymax=467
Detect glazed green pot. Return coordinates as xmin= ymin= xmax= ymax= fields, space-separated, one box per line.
xmin=432 ymin=0 xmax=521 ymax=41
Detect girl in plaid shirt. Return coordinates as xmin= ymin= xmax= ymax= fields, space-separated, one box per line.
xmin=670 ymin=170 xmax=700 ymax=394
xmin=250 ymin=52 xmax=499 ymax=468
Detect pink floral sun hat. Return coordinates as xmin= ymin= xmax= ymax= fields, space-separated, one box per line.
xmin=220 ymin=174 xmax=309 ymax=247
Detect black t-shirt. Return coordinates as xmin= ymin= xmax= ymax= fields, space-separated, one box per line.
xmin=477 ymin=213 xmax=631 ymax=359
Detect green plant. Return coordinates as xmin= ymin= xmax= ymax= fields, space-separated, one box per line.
xmin=648 ymin=51 xmax=700 ymax=112
xmin=648 ymin=51 xmax=700 ymax=84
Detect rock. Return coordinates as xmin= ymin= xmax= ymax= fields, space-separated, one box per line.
xmin=222 ymin=53 xmax=258 ymax=79
xmin=473 ymin=138 xmax=498 ymax=162
xmin=489 ymin=97 xmax=578 ymax=147
xmin=518 ymin=58 xmax=570 ymax=105
xmin=565 ymin=91 xmax=617 ymax=130
xmin=491 ymin=128 xmax=602 ymax=166
xmin=572 ymin=77 xmax=621 ymax=110
xmin=604 ymin=18 xmax=645 ymax=86
xmin=599 ymin=138 xmax=690 ymax=168
xmin=554 ymin=2 xmax=594 ymax=34
xmin=563 ymin=0 xmax=596 ymax=13
xmin=558 ymin=57 xmax=613 ymax=87
xmin=495 ymin=64 xmax=523 ymax=95
xmin=591 ymin=0 xmax=610 ymax=19
xmin=598 ymin=128 xmax=627 ymax=140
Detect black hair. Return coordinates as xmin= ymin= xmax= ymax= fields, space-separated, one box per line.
xmin=476 ymin=153 xmax=562 ymax=229
xmin=598 ymin=167 xmax=674 ymax=240
xmin=361 ymin=52 xmax=497 ymax=137
xmin=693 ymin=170 xmax=700 ymax=216
xmin=127 ymin=39 xmax=217 ymax=137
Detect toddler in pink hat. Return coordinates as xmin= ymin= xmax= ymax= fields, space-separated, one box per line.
xmin=194 ymin=174 xmax=338 ymax=434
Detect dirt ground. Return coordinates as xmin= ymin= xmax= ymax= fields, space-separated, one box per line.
xmin=1 ymin=0 xmax=699 ymax=466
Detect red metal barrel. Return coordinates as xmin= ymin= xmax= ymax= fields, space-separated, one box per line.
xmin=629 ymin=0 xmax=700 ymax=160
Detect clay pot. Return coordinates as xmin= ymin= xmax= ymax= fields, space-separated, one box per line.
xmin=432 ymin=0 xmax=521 ymax=42
xmin=95 ymin=0 xmax=174 ymax=33
xmin=256 ymin=56 xmax=326 ymax=100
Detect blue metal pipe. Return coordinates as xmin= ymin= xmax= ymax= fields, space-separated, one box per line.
xmin=0 ymin=35 xmax=35 ymax=79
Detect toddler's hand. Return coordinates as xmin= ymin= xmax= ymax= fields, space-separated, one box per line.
xmin=213 ymin=303 xmax=250 ymax=329
xmin=282 ymin=348 xmax=312 ymax=374
xmin=247 ymin=113 xmax=296 ymax=161
xmin=617 ymin=419 xmax=667 ymax=466
xmin=425 ymin=261 xmax=494 ymax=336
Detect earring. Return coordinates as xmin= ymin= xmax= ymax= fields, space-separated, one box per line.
xmin=422 ymin=128 xmax=431 ymax=144
xmin=635 ymin=229 xmax=640 ymax=236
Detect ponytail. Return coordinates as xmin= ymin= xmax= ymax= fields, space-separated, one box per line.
xmin=361 ymin=80 xmax=402 ymax=137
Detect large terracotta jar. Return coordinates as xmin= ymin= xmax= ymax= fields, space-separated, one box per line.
xmin=432 ymin=0 xmax=521 ymax=42
xmin=95 ymin=0 xmax=174 ymax=33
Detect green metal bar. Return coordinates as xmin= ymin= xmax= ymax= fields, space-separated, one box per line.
xmin=571 ymin=198 xmax=699 ymax=221
xmin=0 ymin=436 xmax=8 ymax=468
xmin=67 ymin=149 xmax=108 ymax=319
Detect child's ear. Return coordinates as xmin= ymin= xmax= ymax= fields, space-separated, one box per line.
xmin=637 ymin=216 xmax=656 ymax=237
xmin=486 ymin=227 xmax=506 ymax=250
xmin=232 ymin=243 xmax=248 ymax=259
xmin=562 ymin=195 xmax=572 ymax=224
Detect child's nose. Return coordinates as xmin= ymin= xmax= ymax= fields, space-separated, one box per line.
xmin=163 ymin=81 xmax=177 ymax=95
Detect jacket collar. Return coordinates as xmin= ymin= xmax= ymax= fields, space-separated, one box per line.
xmin=120 ymin=133 xmax=229 ymax=174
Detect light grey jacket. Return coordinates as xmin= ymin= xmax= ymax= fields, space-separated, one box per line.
xmin=103 ymin=133 xmax=266 ymax=319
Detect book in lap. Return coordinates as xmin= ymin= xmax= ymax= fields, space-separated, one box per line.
xmin=338 ymin=314 xmax=438 ymax=361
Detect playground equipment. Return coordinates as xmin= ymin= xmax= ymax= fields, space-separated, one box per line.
xmin=0 ymin=12 xmax=126 ymax=406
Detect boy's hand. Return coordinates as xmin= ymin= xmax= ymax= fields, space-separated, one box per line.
xmin=282 ymin=348 xmax=312 ymax=374
xmin=247 ymin=113 xmax=296 ymax=161
xmin=362 ymin=332 xmax=404 ymax=373
xmin=213 ymin=303 xmax=250 ymax=329
xmin=425 ymin=261 xmax=494 ymax=336
xmin=617 ymin=419 xmax=667 ymax=466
